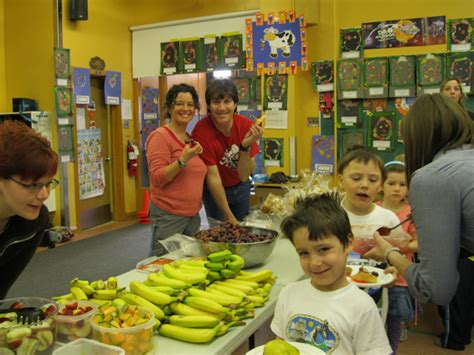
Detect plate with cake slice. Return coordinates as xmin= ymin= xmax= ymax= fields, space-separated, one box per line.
xmin=345 ymin=265 xmax=394 ymax=288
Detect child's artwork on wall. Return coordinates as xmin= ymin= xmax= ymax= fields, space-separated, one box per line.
xmin=219 ymin=33 xmax=244 ymax=69
xmin=448 ymin=18 xmax=472 ymax=52
xmin=73 ymin=68 xmax=91 ymax=105
xmin=180 ymin=38 xmax=201 ymax=73
xmin=319 ymin=92 xmax=334 ymax=118
xmin=201 ymin=36 xmax=219 ymax=72
xmin=264 ymin=74 xmax=288 ymax=110
xmin=340 ymin=28 xmax=363 ymax=59
xmin=337 ymin=59 xmax=364 ymax=99
xmin=311 ymin=61 xmax=334 ymax=92
xmin=338 ymin=100 xmax=361 ymax=128
xmin=247 ymin=11 xmax=307 ymax=74
xmin=312 ymin=135 xmax=335 ymax=174
xmin=364 ymin=57 xmax=388 ymax=98
xmin=447 ymin=52 xmax=473 ymax=93
xmin=416 ymin=53 xmax=445 ymax=95
xmin=338 ymin=129 xmax=365 ymax=159
xmin=364 ymin=98 xmax=388 ymax=113
xmin=54 ymin=48 xmax=71 ymax=86
xmin=54 ymin=86 xmax=72 ymax=117
xmin=389 ymin=55 xmax=416 ymax=97
xmin=263 ymin=137 xmax=284 ymax=167
xmin=233 ymin=77 xmax=251 ymax=105
xmin=369 ymin=112 xmax=395 ymax=151
xmin=161 ymin=41 xmax=179 ymax=75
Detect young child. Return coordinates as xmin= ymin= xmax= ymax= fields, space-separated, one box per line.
xmin=337 ymin=148 xmax=400 ymax=228
xmin=379 ymin=161 xmax=418 ymax=351
xmin=272 ymin=193 xmax=392 ymax=354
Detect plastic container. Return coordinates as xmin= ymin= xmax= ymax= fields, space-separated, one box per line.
xmin=57 ymin=301 xmax=98 ymax=342
xmin=90 ymin=306 xmax=155 ymax=355
xmin=352 ymin=224 xmax=411 ymax=254
xmin=0 ymin=297 xmax=57 ymax=354
xmin=53 ymin=338 xmax=125 ymax=355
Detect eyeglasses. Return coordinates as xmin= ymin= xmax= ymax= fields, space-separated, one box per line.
xmin=174 ymin=101 xmax=196 ymax=109
xmin=10 ymin=177 xmax=59 ymax=192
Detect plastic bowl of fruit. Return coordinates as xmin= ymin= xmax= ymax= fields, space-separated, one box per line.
xmin=351 ymin=224 xmax=411 ymax=254
xmin=0 ymin=297 xmax=57 ymax=354
xmin=56 ymin=300 xmax=98 ymax=342
xmin=195 ymin=223 xmax=279 ymax=268
xmin=90 ymin=304 xmax=155 ymax=355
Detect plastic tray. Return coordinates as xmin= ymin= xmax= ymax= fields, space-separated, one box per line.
xmin=53 ymin=338 xmax=125 ymax=355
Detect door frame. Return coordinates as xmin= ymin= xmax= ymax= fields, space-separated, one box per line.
xmin=73 ymin=70 xmax=127 ymax=230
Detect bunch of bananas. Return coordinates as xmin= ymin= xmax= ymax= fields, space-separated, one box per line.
xmin=204 ymin=250 xmax=246 ymax=281
xmin=53 ymin=276 xmax=124 ymax=305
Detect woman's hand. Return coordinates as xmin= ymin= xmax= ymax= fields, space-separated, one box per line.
xmin=241 ymin=125 xmax=263 ymax=149
xmin=363 ymin=232 xmax=394 ymax=262
xmin=180 ymin=141 xmax=203 ymax=163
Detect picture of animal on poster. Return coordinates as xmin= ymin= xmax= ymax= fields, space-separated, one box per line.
xmin=252 ymin=18 xmax=303 ymax=70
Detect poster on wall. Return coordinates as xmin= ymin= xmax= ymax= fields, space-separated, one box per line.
xmin=247 ymin=11 xmax=307 ymax=74
xmin=104 ymin=71 xmax=121 ymax=105
xmin=448 ymin=18 xmax=472 ymax=52
xmin=219 ymin=33 xmax=244 ymax=69
xmin=262 ymin=137 xmax=284 ymax=167
xmin=54 ymin=48 xmax=71 ymax=86
xmin=232 ymin=77 xmax=251 ymax=106
xmin=54 ymin=86 xmax=73 ymax=117
xmin=362 ymin=16 xmax=446 ymax=49
xmin=180 ymin=38 xmax=201 ymax=73
xmin=364 ymin=57 xmax=388 ymax=98
xmin=73 ymin=68 xmax=91 ymax=105
xmin=77 ymin=129 xmax=105 ymax=200
xmin=201 ymin=35 xmax=219 ymax=72
xmin=340 ymin=28 xmax=363 ymax=59
xmin=416 ymin=53 xmax=445 ymax=95
xmin=447 ymin=52 xmax=473 ymax=93
xmin=338 ymin=100 xmax=362 ymax=128
xmin=161 ymin=41 xmax=180 ymax=75
xmin=311 ymin=135 xmax=335 ymax=174
xmin=389 ymin=55 xmax=416 ymax=97
xmin=369 ymin=112 xmax=395 ymax=151
xmin=264 ymin=74 xmax=288 ymax=110
xmin=311 ymin=61 xmax=334 ymax=92
xmin=337 ymin=59 xmax=364 ymax=99
xmin=338 ymin=128 xmax=365 ymax=159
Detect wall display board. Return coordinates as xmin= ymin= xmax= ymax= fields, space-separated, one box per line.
xmin=54 ymin=86 xmax=73 ymax=117
xmin=389 ymin=55 xmax=416 ymax=97
xmin=448 ymin=18 xmax=473 ymax=52
xmin=311 ymin=61 xmax=334 ymax=92
xmin=77 ymin=129 xmax=106 ymax=200
xmin=201 ymin=35 xmax=219 ymax=72
xmin=312 ymin=135 xmax=335 ymax=174
xmin=104 ymin=71 xmax=121 ymax=105
xmin=337 ymin=59 xmax=364 ymax=99
xmin=73 ymin=68 xmax=91 ymax=105
xmin=160 ymin=41 xmax=180 ymax=75
xmin=246 ymin=11 xmax=307 ymax=74
xmin=416 ymin=53 xmax=446 ymax=95
xmin=447 ymin=52 xmax=473 ymax=93
xmin=262 ymin=137 xmax=284 ymax=167
xmin=54 ymin=48 xmax=71 ymax=86
xmin=232 ymin=77 xmax=251 ymax=105
xmin=369 ymin=111 xmax=395 ymax=151
xmin=364 ymin=57 xmax=388 ymax=98
xmin=340 ymin=28 xmax=363 ymax=59
xmin=180 ymin=38 xmax=201 ymax=73
xmin=337 ymin=100 xmax=362 ymax=128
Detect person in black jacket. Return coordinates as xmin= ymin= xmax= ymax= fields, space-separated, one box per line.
xmin=0 ymin=120 xmax=58 ymax=299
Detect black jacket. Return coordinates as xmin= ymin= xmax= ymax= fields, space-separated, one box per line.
xmin=0 ymin=205 xmax=49 ymax=299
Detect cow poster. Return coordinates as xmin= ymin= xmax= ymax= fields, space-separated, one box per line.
xmin=246 ymin=12 xmax=307 ymax=74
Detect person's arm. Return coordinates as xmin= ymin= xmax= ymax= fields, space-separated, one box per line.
xmin=237 ymin=125 xmax=263 ymax=181
xmin=206 ymin=166 xmax=238 ymax=224
xmin=162 ymin=142 xmax=203 ymax=181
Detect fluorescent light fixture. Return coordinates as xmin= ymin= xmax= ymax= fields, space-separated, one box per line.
xmin=213 ymin=70 xmax=232 ymax=79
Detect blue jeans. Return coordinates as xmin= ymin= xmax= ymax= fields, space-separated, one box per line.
xmin=203 ymin=180 xmax=251 ymax=222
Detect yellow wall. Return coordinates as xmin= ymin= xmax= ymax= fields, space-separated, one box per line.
xmin=0 ymin=0 xmax=5 ymax=112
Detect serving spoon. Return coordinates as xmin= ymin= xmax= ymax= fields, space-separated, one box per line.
xmin=376 ymin=215 xmax=412 ymax=236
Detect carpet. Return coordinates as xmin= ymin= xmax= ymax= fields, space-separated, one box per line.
xmin=6 ymin=223 xmax=151 ymax=299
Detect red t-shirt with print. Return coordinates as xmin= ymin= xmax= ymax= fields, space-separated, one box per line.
xmin=192 ymin=114 xmax=259 ymax=187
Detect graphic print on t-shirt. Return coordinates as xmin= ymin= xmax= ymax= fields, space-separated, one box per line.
xmin=219 ymin=144 xmax=240 ymax=169
xmin=286 ymin=314 xmax=339 ymax=353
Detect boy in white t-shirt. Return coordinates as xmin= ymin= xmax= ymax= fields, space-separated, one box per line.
xmin=272 ymin=193 xmax=392 ymax=355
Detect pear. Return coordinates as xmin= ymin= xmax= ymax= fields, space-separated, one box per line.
xmin=263 ymin=339 xmax=300 ymax=355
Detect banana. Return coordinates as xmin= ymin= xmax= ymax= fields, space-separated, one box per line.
xmin=174 ymin=258 xmax=207 ymax=267
xmin=220 ymin=268 xmax=238 ymax=279
xmin=93 ymin=289 xmax=117 ymax=300
xmin=159 ymin=323 xmax=220 ymax=343
xmin=88 ymin=298 xmax=111 ymax=306
xmin=207 ymin=249 xmax=232 ymax=263
xmin=205 ymin=262 xmax=225 ymax=271
xmin=224 ymin=279 xmax=260 ymax=289
xmin=168 ymin=315 xmax=220 ymax=328
xmin=130 ymin=281 xmax=176 ymax=306
xmin=79 ymin=284 xmax=95 ymax=296
xmin=147 ymin=286 xmax=179 ymax=295
xmin=106 ymin=276 xmax=118 ymax=289
xmin=216 ymin=281 xmax=255 ymax=294
xmin=111 ymin=298 xmax=129 ymax=312
xmin=162 ymin=264 xmax=207 ymax=284
xmin=169 ymin=302 xmax=225 ymax=320
xmin=207 ymin=271 xmax=222 ymax=281
xmin=90 ymin=280 xmax=105 ymax=290
xmin=70 ymin=286 xmax=88 ymax=300
xmin=226 ymin=254 xmax=245 ymax=270
xmin=70 ymin=277 xmax=89 ymax=287
xmin=246 ymin=295 xmax=267 ymax=304
xmin=188 ymin=288 xmax=242 ymax=306
xmin=148 ymin=272 xmax=189 ymax=289
xmin=51 ymin=293 xmax=73 ymax=301
xmin=184 ymin=296 xmax=230 ymax=314
xmin=216 ymin=320 xmax=245 ymax=336
xmin=207 ymin=284 xmax=247 ymax=298
xmin=120 ymin=292 xmax=165 ymax=320
xmin=236 ymin=269 xmax=273 ymax=282
xmin=177 ymin=264 xmax=209 ymax=274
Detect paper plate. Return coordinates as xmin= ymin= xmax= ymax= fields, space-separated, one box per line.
xmin=246 ymin=341 xmax=325 ymax=355
xmin=346 ymin=265 xmax=394 ymax=288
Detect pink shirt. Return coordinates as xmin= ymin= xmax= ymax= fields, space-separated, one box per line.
xmin=146 ymin=127 xmax=207 ymax=216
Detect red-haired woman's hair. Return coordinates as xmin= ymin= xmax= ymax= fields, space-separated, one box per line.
xmin=0 ymin=120 xmax=58 ymax=180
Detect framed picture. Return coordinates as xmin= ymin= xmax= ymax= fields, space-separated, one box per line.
xmin=340 ymin=28 xmax=363 ymax=59
xmin=416 ymin=53 xmax=445 ymax=95
xmin=337 ymin=100 xmax=362 ymax=128
xmin=364 ymin=57 xmax=388 ymax=98
xmin=448 ymin=18 xmax=472 ymax=52
xmin=219 ymin=33 xmax=244 ymax=69
xmin=389 ymin=55 xmax=416 ymax=97
xmin=233 ymin=77 xmax=251 ymax=105
xmin=311 ymin=61 xmax=334 ymax=92
xmin=179 ymin=38 xmax=201 ymax=73
xmin=160 ymin=41 xmax=179 ymax=75
xmin=264 ymin=74 xmax=288 ymax=110
xmin=369 ymin=112 xmax=395 ymax=151
xmin=262 ymin=137 xmax=284 ymax=167
xmin=201 ymin=36 xmax=219 ymax=72
xmin=337 ymin=59 xmax=364 ymax=99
